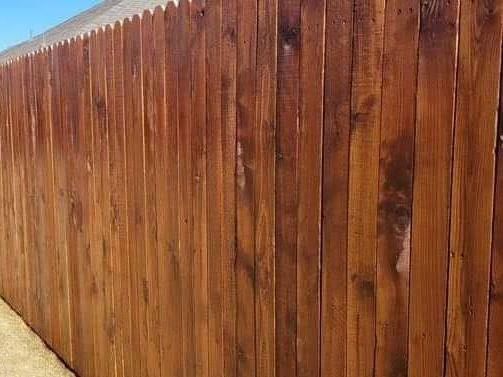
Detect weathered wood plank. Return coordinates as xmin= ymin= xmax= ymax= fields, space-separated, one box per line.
xmin=158 ymin=5 xmax=183 ymax=376
xmin=236 ymin=0 xmax=258 ymax=374
xmin=255 ymin=0 xmax=277 ymax=375
xmin=275 ymin=0 xmax=300 ymax=376
xmin=408 ymin=0 xmax=460 ymax=375
xmin=123 ymin=15 xmax=148 ymax=377
xmin=189 ymin=2 xmax=209 ymax=376
xmin=297 ymin=1 xmax=325 ymax=377
xmin=140 ymin=11 xmax=162 ymax=377
xmin=320 ymin=0 xmax=353 ymax=375
xmin=205 ymin=0 xmax=224 ymax=375
xmin=220 ymin=0 xmax=238 ymax=375
xmin=374 ymin=0 xmax=419 ymax=376
xmin=446 ymin=0 xmax=502 ymax=374
xmin=346 ymin=0 xmax=385 ymax=375
xmin=488 ymin=44 xmax=503 ymax=377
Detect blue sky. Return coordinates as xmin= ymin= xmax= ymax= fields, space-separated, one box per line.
xmin=0 ymin=0 xmax=102 ymax=51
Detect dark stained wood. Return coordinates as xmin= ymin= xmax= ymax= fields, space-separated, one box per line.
xmin=374 ymin=0 xmax=419 ymax=376
xmin=0 ymin=3 xmax=501 ymax=377
xmin=220 ymin=0 xmax=238 ymax=375
xmin=141 ymin=10 xmax=162 ymax=377
xmin=236 ymin=0 xmax=258 ymax=374
xmin=189 ymin=2 xmax=209 ymax=376
xmin=255 ymin=0 xmax=277 ymax=376
xmin=346 ymin=0 xmax=385 ymax=375
xmin=296 ymin=1 xmax=325 ymax=377
xmin=275 ymin=0 xmax=300 ymax=376
xmin=108 ymin=21 xmax=133 ymax=377
xmin=320 ymin=0 xmax=353 ymax=375
xmin=446 ymin=0 xmax=502 ymax=374
xmin=205 ymin=0 xmax=225 ymax=375
xmin=158 ymin=4 xmax=183 ymax=376
xmin=90 ymin=28 xmax=116 ymax=377
xmin=408 ymin=0 xmax=460 ymax=376
xmin=177 ymin=2 xmax=196 ymax=376
xmin=123 ymin=15 xmax=148 ymax=377
xmin=9 ymin=58 xmax=29 ymax=317
xmin=488 ymin=43 xmax=503 ymax=377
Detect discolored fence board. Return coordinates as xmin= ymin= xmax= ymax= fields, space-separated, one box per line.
xmin=488 ymin=48 xmax=503 ymax=377
xmin=347 ymin=0 xmax=385 ymax=375
xmin=375 ymin=0 xmax=419 ymax=375
xmin=0 ymin=2 xmax=501 ymax=377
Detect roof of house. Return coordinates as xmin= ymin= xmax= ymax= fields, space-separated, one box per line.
xmin=0 ymin=0 xmax=169 ymax=64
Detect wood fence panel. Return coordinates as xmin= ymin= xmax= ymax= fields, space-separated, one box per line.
xmin=347 ymin=0 xmax=385 ymax=375
xmin=375 ymin=0 xmax=419 ymax=375
xmin=446 ymin=0 xmax=502 ymax=374
xmin=275 ymin=0 xmax=300 ymax=376
xmin=408 ymin=0 xmax=460 ymax=376
xmin=320 ymin=0 xmax=352 ymax=375
xmin=159 ymin=5 xmax=183 ymax=376
xmin=0 ymin=2 xmax=501 ymax=377
xmin=488 ymin=46 xmax=503 ymax=377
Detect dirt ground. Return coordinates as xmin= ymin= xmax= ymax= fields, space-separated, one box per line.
xmin=0 ymin=298 xmax=74 ymax=377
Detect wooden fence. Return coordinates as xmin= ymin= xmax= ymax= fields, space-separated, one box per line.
xmin=0 ymin=0 xmax=502 ymax=376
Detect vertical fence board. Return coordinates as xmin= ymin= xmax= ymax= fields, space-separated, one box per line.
xmin=10 ymin=59 xmax=29 ymax=317
xmin=408 ymin=0 xmax=460 ymax=376
xmin=22 ymin=55 xmax=39 ymax=335
xmin=205 ymin=0 xmax=224 ymax=375
xmin=189 ymin=2 xmax=209 ymax=376
xmin=347 ymin=0 xmax=385 ymax=375
xmin=446 ymin=0 xmax=502 ymax=374
xmin=0 ymin=2 xmax=501 ymax=377
xmin=220 ymin=0 xmax=238 ymax=375
xmin=375 ymin=0 xmax=420 ymax=376
xmin=296 ymin=1 xmax=325 ymax=377
xmin=320 ymin=0 xmax=353 ymax=375
xmin=108 ymin=21 xmax=132 ymax=377
xmin=488 ymin=46 xmax=503 ymax=377
xmin=141 ymin=11 xmax=162 ymax=377
xmin=236 ymin=0 xmax=258 ymax=374
xmin=275 ymin=0 xmax=300 ymax=375
xmin=123 ymin=15 xmax=148 ymax=377
xmin=159 ymin=5 xmax=183 ymax=376
xmin=255 ymin=0 xmax=277 ymax=375
xmin=176 ymin=2 xmax=197 ymax=376
xmin=90 ymin=28 xmax=116 ymax=377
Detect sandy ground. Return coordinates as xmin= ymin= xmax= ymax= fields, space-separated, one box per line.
xmin=0 ymin=298 xmax=74 ymax=377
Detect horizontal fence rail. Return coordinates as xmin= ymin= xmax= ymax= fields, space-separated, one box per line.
xmin=0 ymin=0 xmax=502 ymax=376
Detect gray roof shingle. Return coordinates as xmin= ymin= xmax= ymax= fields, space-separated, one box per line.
xmin=0 ymin=0 xmax=170 ymax=64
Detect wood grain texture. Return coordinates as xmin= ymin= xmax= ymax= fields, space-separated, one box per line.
xmin=236 ymin=0 xmax=258 ymax=375
xmin=123 ymin=15 xmax=148 ymax=377
xmin=446 ymin=0 xmax=502 ymax=374
xmin=0 ymin=3 xmax=500 ymax=377
xmin=141 ymin=11 xmax=162 ymax=377
xmin=488 ymin=43 xmax=503 ymax=377
xmin=220 ymin=0 xmax=238 ymax=375
xmin=255 ymin=0 xmax=277 ymax=375
xmin=375 ymin=0 xmax=419 ymax=376
xmin=347 ymin=0 xmax=385 ymax=375
xmin=159 ymin=5 xmax=183 ymax=376
xmin=275 ymin=0 xmax=300 ymax=376
xmin=408 ymin=0 xmax=460 ymax=376
xmin=205 ymin=0 xmax=224 ymax=375
xmin=321 ymin=0 xmax=353 ymax=375
xmin=297 ymin=1 xmax=325 ymax=377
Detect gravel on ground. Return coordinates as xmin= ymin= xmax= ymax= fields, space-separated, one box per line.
xmin=0 ymin=298 xmax=74 ymax=377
